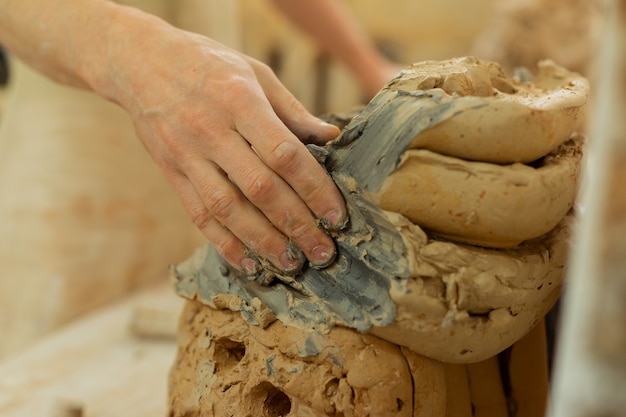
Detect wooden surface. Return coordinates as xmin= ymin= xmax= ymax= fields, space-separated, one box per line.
xmin=0 ymin=279 xmax=183 ymax=417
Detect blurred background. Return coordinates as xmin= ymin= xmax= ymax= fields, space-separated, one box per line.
xmin=0 ymin=1 xmax=613 ymax=416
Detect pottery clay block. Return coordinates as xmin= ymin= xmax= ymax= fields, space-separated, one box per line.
xmin=169 ymin=301 xmax=446 ymax=417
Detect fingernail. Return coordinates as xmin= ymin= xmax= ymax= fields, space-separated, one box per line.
xmin=311 ymin=245 xmax=336 ymax=268
xmin=241 ymin=258 xmax=259 ymax=276
xmin=323 ymin=210 xmax=348 ymax=230
xmin=280 ymin=249 xmax=304 ymax=273
xmin=320 ymin=120 xmax=340 ymax=134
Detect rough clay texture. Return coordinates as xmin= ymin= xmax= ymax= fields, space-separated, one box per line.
xmin=169 ymin=58 xmax=587 ymax=416
xmin=169 ymin=301 xmax=550 ymax=417
xmin=170 ymin=302 xmax=443 ymax=417
xmin=394 ymin=58 xmax=588 ymax=164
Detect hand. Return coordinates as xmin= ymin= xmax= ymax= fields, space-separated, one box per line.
xmin=104 ymin=17 xmax=347 ymax=274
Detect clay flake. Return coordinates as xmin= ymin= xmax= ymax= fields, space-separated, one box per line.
xmin=169 ymin=57 xmax=589 ymax=416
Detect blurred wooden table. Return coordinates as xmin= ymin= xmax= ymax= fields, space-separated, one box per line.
xmin=0 ymin=279 xmax=183 ymax=417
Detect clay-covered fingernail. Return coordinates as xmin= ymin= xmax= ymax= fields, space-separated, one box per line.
xmin=280 ymin=245 xmax=305 ymax=273
xmin=310 ymin=244 xmax=336 ymax=268
xmin=323 ymin=210 xmax=348 ymax=230
xmin=241 ymin=258 xmax=259 ymax=276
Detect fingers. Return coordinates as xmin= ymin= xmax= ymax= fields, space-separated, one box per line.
xmin=208 ymin=130 xmax=340 ymax=269
xmin=232 ymin=90 xmax=348 ymax=230
xmin=170 ymin=158 xmax=313 ymax=273
xmin=247 ymin=59 xmax=341 ymax=144
xmin=128 ymin=40 xmax=348 ymax=274
xmin=164 ymin=169 xmax=259 ymax=274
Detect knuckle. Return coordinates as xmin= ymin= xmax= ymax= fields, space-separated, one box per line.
xmin=204 ymin=189 xmax=237 ymax=221
xmin=241 ymin=168 xmax=276 ymax=202
xmin=267 ymin=141 xmax=300 ymax=172
xmin=221 ymin=76 xmax=256 ymax=109
xmin=288 ymin=96 xmax=308 ymax=115
xmin=225 ymin=76 xmax=249 ymax=94
xmin=213 ymin=236 xmax=244 ymax=261
xmin=284 ymin=220 xmax=313 ymax=243
xmin=189 ymin=207 xmax=213 ymax=231
xmin=251 ymin=60 xmax=273 ymax=76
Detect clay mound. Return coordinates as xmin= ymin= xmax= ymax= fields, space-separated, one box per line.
xmin=376 ymin=135 xmax=583 ymax=248
xmin=398 ymin=57 xmax=588 ymax=164
xmin=171 ymin=57 xmax=587 ymax=364
xmin=170 ymin=302 xmax=434 ymax=417
xmin=371 ymin=211 xmax=571 ymax=363
xmin=173 ymin=210 xmax=571 ymax=363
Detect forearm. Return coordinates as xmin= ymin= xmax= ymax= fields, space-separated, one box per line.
xmin=0 ymin=0 xmax=168 ymax=106
xmin=0 ymin=0 xmax=108 ymax=88
xmin=270 ymin=0 xmax=397 ymax=95
xmin=0 ymin=0 xmax=347 ymax=274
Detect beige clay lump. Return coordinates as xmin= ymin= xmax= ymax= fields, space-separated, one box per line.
xmin=168 ymin=57 xmax=588 ymax=417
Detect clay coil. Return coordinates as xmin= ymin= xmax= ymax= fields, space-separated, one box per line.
xmin=172 ymin=210 xmax=572 ymax=363
xmin=376 ymin=135 xmax=583 ymax=248
xmin=391 ymin=57 xmax=589 ymax=164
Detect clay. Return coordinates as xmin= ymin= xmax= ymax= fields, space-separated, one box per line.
xmin=169 ymin=301 xmax=550 ymax=417
xmin=325 ymin=57 xmax=586 ymax=247
xmin=376 ymin=135 xmax=583 ymax=247
xmin=169 ymin=300 xmax=446 ymax=417
xmin=171 ymin=58 xmax=585 ymax=363
xmin=169 ymin=57 xmax=586 ymax=416
xmin=329 ymin=57 xmax=588 ymax=168
xmin=371 ymin=213 xmax=570 ymax=364
xmin=174 ymin=209 xmax=571 ymax=364
xmin=400 ymin=58 xmax=587 ymax=164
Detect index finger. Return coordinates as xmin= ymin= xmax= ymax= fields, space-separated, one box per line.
xmin=235 ymin=105 xmax=347 ymax=231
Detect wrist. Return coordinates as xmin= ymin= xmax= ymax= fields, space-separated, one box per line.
xmin=77 ymin=3 xmax=172 ymax=111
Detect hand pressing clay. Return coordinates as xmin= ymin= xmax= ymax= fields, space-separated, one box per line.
xmin=328 ymin=56 xmax=587 ymax=247
xmin=169 ymin=57 xmax=587 ymax=414
xmin=174 ymin=210 xmax=573 ymax=364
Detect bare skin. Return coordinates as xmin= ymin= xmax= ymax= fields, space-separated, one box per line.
xmin=270 ymin=0 xmax=402 ymax=98
xmin=0 ymin=0 xmax=347 ymax=274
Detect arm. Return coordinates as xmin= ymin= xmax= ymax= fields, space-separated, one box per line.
xmin=0 ymin=0 xmax=346 ymax=273
xmin=270 ymin=0 xmax=402 ymax=97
